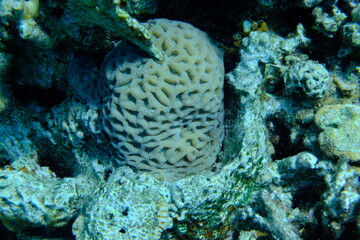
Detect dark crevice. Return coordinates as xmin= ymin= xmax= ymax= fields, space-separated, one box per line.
xmin=11 ymin=83 xmax=66 ymax=108
xmin=104 ymin=169 xmax=112 ymax=181
xmin=38 ymin=152 xmax=75 ymax=178
xmin=0 ymin=222 xmax=17 ymax=240
xmin=7 ymin=224 xmax=74 ymax=240
xmin=292 ymin=183 xmax=325 ymax=210
xmin=339 ymin=222 xmax=360 ymax=240
xmin=266 ymin=116 xmax=305 ymax=160
xmin=0 ymin=157 xmax=11 ymax=169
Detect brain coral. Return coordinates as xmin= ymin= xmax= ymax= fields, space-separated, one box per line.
xmin=100 ymin=19 xmax=225 ymax=181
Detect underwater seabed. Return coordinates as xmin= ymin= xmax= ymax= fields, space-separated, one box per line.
xmin=0 ymin=0 xmax=359 ymax=239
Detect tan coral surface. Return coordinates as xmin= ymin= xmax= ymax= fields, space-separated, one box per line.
xmin=315 ymin=104 xmax=360 ymax=162
xmin=101 ymin=19 xmax=225 ymax=181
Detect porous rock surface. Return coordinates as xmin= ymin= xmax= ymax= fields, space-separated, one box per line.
xmin=315 ymin=104 xmax=360 ymax=162
xmin=284 ymin=59 xmax=330 ymax=100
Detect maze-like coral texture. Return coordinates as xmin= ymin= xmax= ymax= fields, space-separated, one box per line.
xmin=101 ymin=19 xmax=225 ymax=181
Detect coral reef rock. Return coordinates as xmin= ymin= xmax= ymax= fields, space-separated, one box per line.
xmin=284 ymin=59 xmax=330 ymax=101
xmin=72 ymin=169 xmax=173 ymax=240
xmin=1 ymin=0 xmax=360 ymax=239
xmin=315 ymin=104 xmax=360 ymax=162
xmin=66 ymin=0 xmax=163 ymax=60
xmin=0 ymin=160 xmax=81 ymax=232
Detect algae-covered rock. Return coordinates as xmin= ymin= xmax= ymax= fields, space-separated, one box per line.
xmin=342 ymin=22 xmax=360 ymax=48
xmin=315 ymin=104 xmax=360 ymax=162
xmin=0 ymin=159 xmax=81 ymax=232
xmin=322 ymin=160 xmax=360 ymax=238
xmin=312 ymin=6 xmax=347 ymax=37
xmin=65 ymin=0 xmax=163 ymax=61
xmin=72 ymin=169 xmax=173 ymax=240
xmin=352 ymin=4 xmax=360 ymax=23
xmin=0 ymin=0 xmax=53 ymax=48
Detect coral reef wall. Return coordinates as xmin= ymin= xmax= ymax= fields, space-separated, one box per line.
xmin=0 ymin=0 xmax=359 ymax=239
